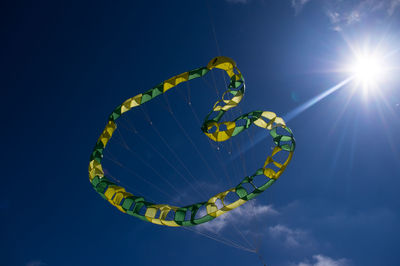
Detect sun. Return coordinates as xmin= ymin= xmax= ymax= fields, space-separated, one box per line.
xmin=351 ymin=54 xmax=384 ymax=83
xmin=346 ymin=49 xmax=389 ymax=93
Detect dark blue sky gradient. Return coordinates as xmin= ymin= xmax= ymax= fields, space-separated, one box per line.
xmin=2 ymin=1 xmax=400 ymax=265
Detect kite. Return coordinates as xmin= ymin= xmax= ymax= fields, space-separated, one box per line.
xmin=88 ymin=56 xmax=295 ymax=227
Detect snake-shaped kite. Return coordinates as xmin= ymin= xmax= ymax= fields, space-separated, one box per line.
xmin=88 ymin=56 xmax=295 ymax=227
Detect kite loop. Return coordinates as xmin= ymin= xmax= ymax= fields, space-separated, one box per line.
xmin=88 ymin=56 xmax=295 ymax=227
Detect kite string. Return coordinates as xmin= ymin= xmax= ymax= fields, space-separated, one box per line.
xmin=204 ymin=1 xmax=267 ymax=262
xmin=119 ymin=116 xmax=209 ymax=199
xmin=113 ymin=128 xmax=184 ymax=197
xmin=166 ymin=83 xmax=260 ymax=249
xmin=107 ymin=127 xmax=257 ymax=253
xmin=107 ymin=131 xmax=259 ymax=255
xmin=205 ymin=1 xmax=257 ymax=179
xmin=206 ymin=4 xmax=264 ymax=253
xmin=185 ymin=83 xmax=233 ymax=187
xmin=103 ymin=153 xmax=175 ymax=201
xmin=181 ymin=72 xmax=258 ymax=253
xmin=131 ymin=81 xmax=257 ymax=252
xmin=182 ymin=227 xmax=256 ymax=254
xmin=163 ymin=94 xmax=220 ymax=182
xmin=166 ymin=79 xmax=260 ymax=252
xmin=199 ymin=74 xmax=244 ymax=182
xmin=137 ymin=106 xmax=212 ymax=199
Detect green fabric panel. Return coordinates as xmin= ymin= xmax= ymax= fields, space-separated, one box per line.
xmin=94 ymin=181 xmax=108 ymax=194
xmin=211 ymin=110 xmax=226 ymax=122
xmin=188 ymin=67 xmax=209 ymax=80
xmin=270 ymin=128 xmax=295 ymax=151
xmin=125 ymin=196 xmax=147 ymax=215
xmin=140 ymin=93 xmax=153 ymax=104
xmin=234 ymin=80 xmax=243 ymax=88
xmin=132 ymin=202 xmax=145 ymax=214
xmin=180 ymin=220 xmax=197 ymax=226
xmin=109 ymin=105 xmax=122 ymax=121
xmin=245 ymin=118 xmax=252 ymax=128
xmin=142 ymin=91 xmax=154 ymax=102
xmin=270 ymin=128 xmax=278 ymax=138
xmin=91 ymin=176 xmax=101 ymax=187
xmin=200 ymin=67 xmax=209 ymax=76
xmin=227 ymin=90 xmax=235 ymax=97
xmin=94 ymin=141 xmax=105 ymax=150
xmin=235 ymin=185 xmax=249 ymax=198
xmin=174 ymin=208 xmax=186 ymax=223
xmin=193 ymin=214 xmax=215 ymax=224
xmin=133 ymin=196 xmax=146 ymax=203
xmin=282 ymin=144 xmax=294 ymax=152
xmin=90 ymin=149 xmax=103 ymax=161
xmin=232 ymin=125 xmax=245 ymax=136
xmin=254 ymin=168 xmax=264 ymax=176
xmin=151 ymin=84 xmax=164 ymax=97
xmin=257 ymin=179 xmax=275 ymax=192
xmin=244 ymin=191 xmax=259 ymax=201
xmin=91 ymin=141 xmax=105 ymax=162
xmin=98 ymin=191 xmax=107 ymax=200
xmin=280 ymin=135 xmax=293 ymax=142
xmin=94 ymin=177 xmax=115 ymax=194
xmin=126 ymin=209 xmax=134 ymax=216
xmin=121 ymin=197 xmax=134 ymax=211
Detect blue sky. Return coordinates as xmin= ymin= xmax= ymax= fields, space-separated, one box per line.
xmin=2 ymin=0 xmax=400 ymax=265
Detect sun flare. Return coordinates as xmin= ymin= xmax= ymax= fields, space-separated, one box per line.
xmin=346 ymin=49 xmax=390 ymax=93
xmin=350 ymin=53 xmax=385 ymax=85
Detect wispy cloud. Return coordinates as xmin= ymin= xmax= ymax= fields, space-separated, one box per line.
xmin=292 ymin=0 xmax=311 ymax=15
xmin=26 ymin=260 xmax=47 ymax=266
xmin=294 ymin=254 xmax=350 ymax=266
xmin=268 ymin=224 xmax=309 ymax=248
xmin=197 ymin=201 xmax=278 ymax=233
xmin=291 ymin=0 xmax=400 ymax=31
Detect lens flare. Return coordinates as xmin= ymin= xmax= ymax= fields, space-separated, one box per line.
xmin=350 ymin=53 xmax=385 ymax=84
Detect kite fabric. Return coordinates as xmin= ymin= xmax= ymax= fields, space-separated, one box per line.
xmin=88 ymin=56 xmax=296 ymax=227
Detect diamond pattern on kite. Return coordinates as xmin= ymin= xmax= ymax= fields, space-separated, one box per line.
xmin=88 ymin=56 xmax=295 ymax=227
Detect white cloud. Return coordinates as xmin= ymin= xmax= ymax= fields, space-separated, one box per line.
xmin=197 ymin=201 xmax=278 ymax=233
xmin=295 ymin=254 xmax=350 ymax=266
xmin=26 ymin=261 xmax=47 ymax=266
xmin=292 ymin=0 xmax=311 ymax=15
xmin=326 ymin=11 xmax=340 ymax=23
xmin=346 ymin=10 xmax=361 ymax=24
xmin=292 ymin=0 xmax=400 ymax=30
xmin=268 ymin=224 xmax=309 ymax=247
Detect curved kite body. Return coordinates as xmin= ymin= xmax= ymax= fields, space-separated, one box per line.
xmin=88 ymin=57 xmax=295 ymax=227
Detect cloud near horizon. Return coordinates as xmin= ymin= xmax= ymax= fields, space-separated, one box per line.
xmin=268 ymin=224 xmax=310 ymax=248
xmin=196 ymin=201 xmax=278 ymax=233
xmin=294 ymin=254 xmax=350 ymax=266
